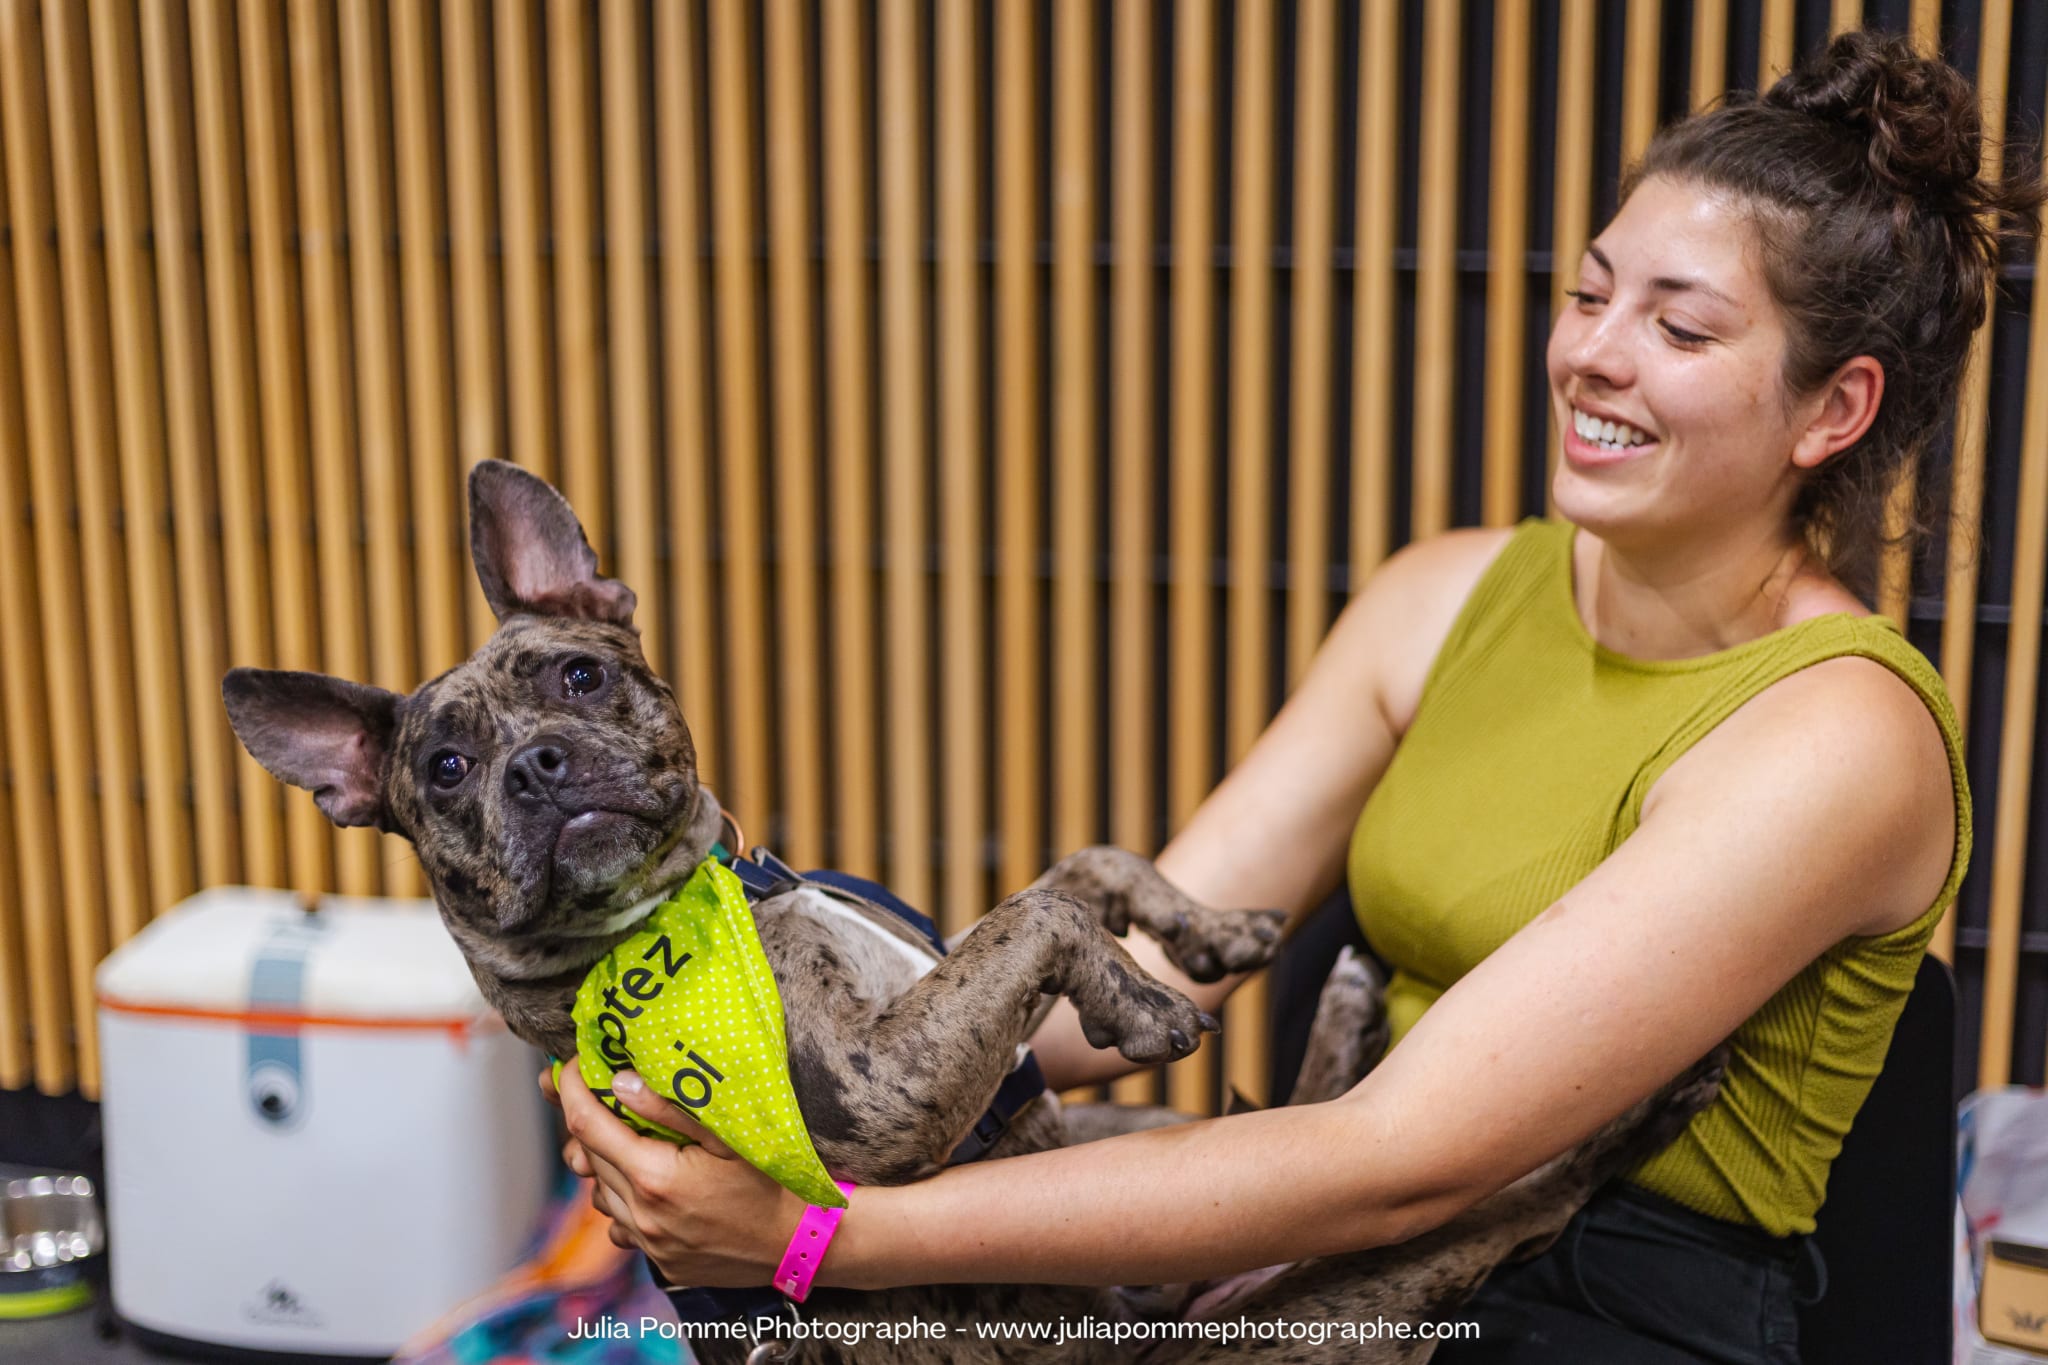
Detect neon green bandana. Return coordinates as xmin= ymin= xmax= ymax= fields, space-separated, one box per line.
xmin=550 ymin=858 xmax=845 ymax=1209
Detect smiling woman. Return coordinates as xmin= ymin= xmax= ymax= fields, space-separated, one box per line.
xmin=546 ymin=28 xmax=2041 ymax=1365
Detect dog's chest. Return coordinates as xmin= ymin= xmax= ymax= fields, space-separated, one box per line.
xmin=754 ymin=888 xmax=940 ymax=1008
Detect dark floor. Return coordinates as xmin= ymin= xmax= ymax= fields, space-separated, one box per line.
xmin=1 ymin=1301 xmax=196 ymax=1364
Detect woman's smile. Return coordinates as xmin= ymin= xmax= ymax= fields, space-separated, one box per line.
xmin=1562 ymin=403 xmax=1660 ymax=469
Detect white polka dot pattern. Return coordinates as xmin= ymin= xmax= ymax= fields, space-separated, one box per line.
xmin=566 ymin=859 xmax=845 ymax=1209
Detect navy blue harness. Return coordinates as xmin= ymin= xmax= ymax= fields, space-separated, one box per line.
xmin=654 ymin=843 xmax=1049 ymax=1327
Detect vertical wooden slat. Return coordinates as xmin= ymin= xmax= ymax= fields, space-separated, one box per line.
xmin=995 ymin=0 xmax=1040 ymax=897
xmin=878 ymin=0 xmax=931 ymax=911
xmin=1691 ymin=0 xmax=1727 ymax=111
xmin=1977 ymin=69 xmax=2048 ymax=1086
xmin=1911 ymin=0 xmax=1941 ymax=57
xmin=707 ymin=0 xmax=774 ymax=832
xmin=1223 ymin=0 xmax=1276 ymax=1107
xmin=936 ymin=0 xmax=983 ymax=932
xmin=1053 ymin=0 xmax=1095 ymax=866
xmin=1879 ymin=0 xmax=1950 ymax=629
xmin=190 ymin=0 xmax=281 ymax=888
xmin=761 ymin=0 xmax=826 ymax=869
xmin=90 ymin=0 xmax=195 ymax=922
xmin=1226 ymin=0 xmax=1274 ymax=763
xmin=289 ymin=0 xmax=377 ymax=896
xmin=1412 ymin=1 xmax=1460 ymax=539
xmin=1547 ymin=0 xmax=1596 ymax=503
xmin=339 ymin=0 xmax=422 ymax=897
xmin=240 ymin=0 xmax=330 ymax=894
xmin=818 ymin=0 xmax=879 ymax=879
xmin=0 ymin=720 xmax=24 ymax=1085
xmin=655 ymin=0 xmax=722 ymax=801
xmin=1759 ymin=0 xmax=1796 ymax=86
xmin=0 ymin=46 xmax=32 ymax=1085
xmin=1109 ymin=0 xmax=1157 ymax=1108
xmin=1351 ymin=0 xmax=1399 ymax=580
xmin=1830 ymin=0 xmax=1863 ymax=37
xmin=0 ymin=0 xmax=76 ymax=1088
xmin=548 ymin=0 xmax=605 ymax=547
xmin=1938 ymin=0 xmax=2011 ymax=746
xmin=44 ymin=4 xmax=147 ymax=1008
xmin=603 ymin=0 xmax=660 ymax=673
xmin=1482 ymin=0 xmax=1530 ymax=529
xmin=1286 ymin=0 xmax=1338 ymax=679
xmin=442 ymin=0 xmax=500 ymax=650
xmin=1167 ymin=0 xmax=1218 ymax=1118
xmin=393 ymin=0 xmax=465 ymax=675
xmin=141 ymin=1 xmax=237 ymax=892
xmin=1621 ymin=0 xmax=1660 ymax=168
xmin=544 ymin=0 xmax=598 ymax=544
xmin=495 ymin=0 xmax=554 ymax=484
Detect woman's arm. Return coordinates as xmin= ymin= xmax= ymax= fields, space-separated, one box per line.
xmin=560 ymin=651 xmax=1958 ymax=1291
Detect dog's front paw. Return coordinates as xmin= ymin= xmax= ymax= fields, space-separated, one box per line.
xmin=1137 ymin=905 xmax=1288 ymax=983
xmin=1066 ymin=956 xmax=1218 ymax=1065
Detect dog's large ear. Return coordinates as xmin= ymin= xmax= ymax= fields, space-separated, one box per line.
xmin=222 ymin=668 xmax=402 ymax=830
xmin=468 ymin=459 xmax=637 ymax=627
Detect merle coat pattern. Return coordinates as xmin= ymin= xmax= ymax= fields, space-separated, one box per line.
xmin=222 ymin=459 xmax=1726 ymax=1364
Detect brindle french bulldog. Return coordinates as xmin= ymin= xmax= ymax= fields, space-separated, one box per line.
xmin=222 ymin=459 xmax=1725 ymax=1364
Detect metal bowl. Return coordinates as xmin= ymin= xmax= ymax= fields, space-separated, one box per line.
xmin=0 ymin=1174 xmax=102 ymax=1318
xmin=2 ymin=1174 xmax=102 ymax=1271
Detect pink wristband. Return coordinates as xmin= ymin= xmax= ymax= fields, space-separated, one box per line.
xmin=776 ymin=1181 xmax=856 ymax=1302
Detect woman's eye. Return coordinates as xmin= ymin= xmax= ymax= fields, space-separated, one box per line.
xmin=562 ymin=657 xmax=606 ymax=698
xmin=430 ymin=751 xmax=471 ymax=789
xmin=1662 ymin=321 xmax=1709 ymax=345
xmin=1564 ymin=287 xmax=1604 ymax=306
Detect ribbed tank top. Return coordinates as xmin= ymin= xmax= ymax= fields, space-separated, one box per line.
xmin=1348 ymin=517 xmax=1972 ymax=1237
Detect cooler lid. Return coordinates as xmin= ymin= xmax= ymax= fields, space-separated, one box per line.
xmin=95 ymin=886 xmax=491 ymax=1021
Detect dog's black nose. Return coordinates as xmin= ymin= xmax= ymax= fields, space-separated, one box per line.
xmin=505 ymin=736 xmax=572 ymax=801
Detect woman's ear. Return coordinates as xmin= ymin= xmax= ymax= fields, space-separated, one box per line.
xmin=1791 ymin=356 xmax=1885 ymax=471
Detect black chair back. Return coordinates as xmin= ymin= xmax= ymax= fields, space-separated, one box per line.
xmin=1799 ymin=953 xmax=1956 ymax=1365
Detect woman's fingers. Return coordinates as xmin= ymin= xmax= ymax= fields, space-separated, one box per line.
xmin=538 ymin=1064 xmax=562 ymax=1108
xmin=611 ymin=1071 xmax=737 ymax=1158
xmin=556 ymin=1058 xmax=672 ymax=1197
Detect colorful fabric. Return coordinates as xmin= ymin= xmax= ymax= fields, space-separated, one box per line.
xmin=555 ymin=859 xmax=844 ymax=1209
xmin=392 ymin=1165 xmax=687 ymax=1365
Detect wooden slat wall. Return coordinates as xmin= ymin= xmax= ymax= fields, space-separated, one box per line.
xmin=2 ymin=0 xmax=2045 ymax=1104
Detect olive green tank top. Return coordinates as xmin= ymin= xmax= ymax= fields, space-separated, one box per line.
xmin=1348 ymin=517 xmax=1971 ymax=1237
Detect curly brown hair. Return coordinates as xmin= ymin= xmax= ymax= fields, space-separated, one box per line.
xmin=1621 ymin=29 xmax=2045 ymax=601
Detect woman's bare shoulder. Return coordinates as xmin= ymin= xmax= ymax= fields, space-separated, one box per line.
xmin=1362 ymin=525 xmax=1521 ymax=736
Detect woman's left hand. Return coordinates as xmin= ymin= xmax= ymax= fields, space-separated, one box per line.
xmin=541 ymin=1059 xmax=806 ymax=1287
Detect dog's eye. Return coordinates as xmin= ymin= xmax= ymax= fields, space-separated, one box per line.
xmin=562 ymin=657 xmax=606 ymax=698
xmin=430 ymin=751 xmax=471 ymax=789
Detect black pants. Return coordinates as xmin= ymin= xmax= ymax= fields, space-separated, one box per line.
xmin=1267 ymin=893 xmax=1827 ymax=1364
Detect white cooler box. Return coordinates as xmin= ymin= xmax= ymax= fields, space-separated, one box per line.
xmin=95 ymin=887 xmax=555 ymax=1359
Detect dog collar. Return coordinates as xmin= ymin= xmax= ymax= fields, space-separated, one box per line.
xmin=556 ymin=887 xmax=674 ymax=939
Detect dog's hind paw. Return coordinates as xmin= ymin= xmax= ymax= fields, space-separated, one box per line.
xmin=1143 ymin=905 xmax=1289 ymax=983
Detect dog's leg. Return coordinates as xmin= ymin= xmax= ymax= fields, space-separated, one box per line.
xmin=768 ymin=887 xmax=1220 ymax=1185
xmin=1166 ymin=1046 xmax=1733 ymax=1365
xmin=1060 ymin=1102 xmax=1197 ymax=1145
xmin=1031 ymin=846 xmax=1289 ymax=983
xmin=1286 ymin=946 xmax=1391 ymax=1106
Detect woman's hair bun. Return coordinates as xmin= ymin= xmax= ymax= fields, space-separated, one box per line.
xmin=1763 ymin=29 xmax=1983 ymax=208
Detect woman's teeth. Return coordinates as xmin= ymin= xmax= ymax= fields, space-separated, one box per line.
xmin=1573 ymin=408 xmax=1652 ymax=451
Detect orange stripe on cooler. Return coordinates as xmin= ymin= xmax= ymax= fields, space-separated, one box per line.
xmin=97 ymin=994 xmax=501 ymax=1045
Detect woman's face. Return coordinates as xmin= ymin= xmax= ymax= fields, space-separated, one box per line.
xmin=1546 ymin=175 xmax=1816 ymax=550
